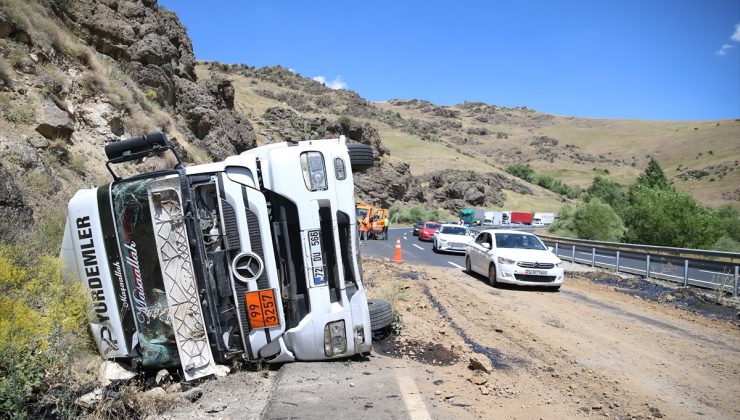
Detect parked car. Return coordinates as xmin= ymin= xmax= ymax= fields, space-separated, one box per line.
xmin=433 ymin=224 xmax=473 ymax=253
xmin=465 ymin=230 xmax=564 ymax=291
xmin=418 ymin=221 xmax=441 ymax=241
xmin=412 ymin=220 xmax=424 ymax=236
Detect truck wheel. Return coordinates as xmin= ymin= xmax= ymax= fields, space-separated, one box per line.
xmin=347 ymin=143 xmax=374 ymax=172
xmin=368 ymin=298 xmax=393 ymax=331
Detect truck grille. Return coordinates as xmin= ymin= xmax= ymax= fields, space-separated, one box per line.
xmin=517 ymin=262 xmax=554 ymax=269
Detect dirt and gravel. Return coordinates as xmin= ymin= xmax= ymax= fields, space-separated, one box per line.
xmin=363 ymin=258 xmax=740 ymax=419
xmin=148 ymin=258 xmax=739 ymax=419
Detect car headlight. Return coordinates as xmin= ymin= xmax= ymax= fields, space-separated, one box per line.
xmin=497 ymin=256 xmax=516 ymax=265
xmin=324 ymin=320 xmax=347 ymax=357
xmin=300 ymin=152 xmax=327 ymax=191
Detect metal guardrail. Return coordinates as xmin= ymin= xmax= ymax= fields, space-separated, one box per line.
xmin=536 ymin=234 xmax=740 ymax=297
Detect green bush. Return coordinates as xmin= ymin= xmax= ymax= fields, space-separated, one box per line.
xmin=712 ymin=236 xmax=740 ymax=252
xmin=0 ymin=243 xmax=89 ymax=418
xmin=622 ymin=186 xmax=722 ymax=249
xmin=572 ymin=199 xmax=626 ymax=241
xmin=388 ymin=204 xmax=442 ymax=224
xmin=549 ymin=200 xmax=625 ymax=242
xmin=506 ymin=164 xmax=535 ymax=182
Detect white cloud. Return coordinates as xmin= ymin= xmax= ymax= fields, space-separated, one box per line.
xmin=732 ymin=23 xmax=740 ymax=42
xmin=716 ymin=23 xmax=740 ymax=56
xmin=716 ymin=44 xmax=733 ymax=56
xmin=312 ymin=75 xmax=347 ymax=90
xmin=288 ymin=68 xmax=296 ymax=73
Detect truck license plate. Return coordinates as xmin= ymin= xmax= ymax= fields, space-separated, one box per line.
xmin=308 ymin=230 xmax=326 ymax=285
xmin=525 ymin=269 xmax=548 ymax=276
xmin=245 ymin=289 xmax=280 ymax=328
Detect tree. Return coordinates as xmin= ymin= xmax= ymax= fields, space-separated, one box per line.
xmin=634 ymin=157 xmax=671 ymax=190
xmin=586 ymin=176 xmax=621 ymax=207
xmin=622 ymin=186 xmax=722 ymax=249
xmin=572 ymin=199 xmax=626 ymax=241
xmin=548 ymin=206 xmax=576 ymax=238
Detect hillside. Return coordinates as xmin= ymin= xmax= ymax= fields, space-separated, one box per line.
xmin=0 ymin=0 xmax=737 ymax=246
xmin=197 ymin=63 xmax=739 ymax=211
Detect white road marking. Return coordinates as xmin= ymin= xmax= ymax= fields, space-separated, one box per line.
xmin=412 ymin=244 xmax=424 ymax=250
xmin=392 ymin=360 xmax=431 ymax=420
xmin=448 ymin=261 xmax=463 ymax=269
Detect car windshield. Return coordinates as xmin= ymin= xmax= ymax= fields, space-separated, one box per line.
xmin=415 ymin=221 xmax=423 ymax=228
xmin=440 ymin=226 xmax=467 ymax=235
xmin=494 ymin=233 xmax=546 ymax=250
xmin=356 ymin=208 xmax=369 ymax=219
xmin=424 ymin=222 xmax=440 ymax=229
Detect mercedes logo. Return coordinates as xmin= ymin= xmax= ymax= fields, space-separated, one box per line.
xmin=231 ymin=252 xmax=264 ymax=283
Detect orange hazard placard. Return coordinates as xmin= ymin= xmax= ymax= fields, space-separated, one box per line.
xmin=245 ymin=289 xmax=280 ymax=329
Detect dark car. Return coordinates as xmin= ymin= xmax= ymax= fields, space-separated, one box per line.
xmin=412 ymin=220 xmax=424 ymax=236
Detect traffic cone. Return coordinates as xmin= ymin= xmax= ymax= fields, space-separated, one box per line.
xmin=391 ymin=237 xmax=403 ymax=263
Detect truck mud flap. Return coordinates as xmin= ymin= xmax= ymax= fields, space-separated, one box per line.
xmin=147 ymin=178 xmax=216 ymax=380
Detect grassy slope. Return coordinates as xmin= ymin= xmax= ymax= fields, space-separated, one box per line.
xmin=200 ymin=62 xmax=738 ymax=210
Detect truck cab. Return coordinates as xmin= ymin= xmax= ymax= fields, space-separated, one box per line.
xmin=60 ymin=132 xmax=374 ymax=380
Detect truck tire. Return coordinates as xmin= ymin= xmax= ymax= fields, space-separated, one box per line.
xmin=368 ymin=298 xmax=393 ymax=331
xmin=347 ymin=143 xmax=374 ymax=172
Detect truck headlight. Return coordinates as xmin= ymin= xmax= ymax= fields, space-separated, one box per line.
xmin=498 ymin=256 xmax=516 ymax=265
xmin=300 ymin=152 xmax=327 ymax=191
xmin=324 ymin=320 xmax=347 ymax=357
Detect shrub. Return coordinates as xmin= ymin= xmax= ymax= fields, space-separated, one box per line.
xmin=623 ymin=186 xmax=722 ymax=249
xmin=338 ymin=115 xmax=352 ymax=132
xmin=572 ymin=198 xmax=626 ymax=242
xmin=0 ymin=93 xmax=35 ymax=125
xmin=506 ymin=163 xmax=535 ymax=183
xmin=0 ymin=244 xmax=89 ymax=418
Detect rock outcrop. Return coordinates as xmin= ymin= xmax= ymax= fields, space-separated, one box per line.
xmin=47 ymin=0 xmax=256 ymax=159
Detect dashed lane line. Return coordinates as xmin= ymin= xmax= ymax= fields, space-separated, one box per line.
xmin=412 ymin=244 xmax=424 ymax=250
xmin=448 ymin=261 xmax=463 ymax=269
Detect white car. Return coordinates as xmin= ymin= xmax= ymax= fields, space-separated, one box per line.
xmin=433 ymin=224 xmax=473 ymax=253
xmin=465 ymin=230 xmax=564 ymax=290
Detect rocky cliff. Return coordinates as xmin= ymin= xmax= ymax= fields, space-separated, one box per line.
xmin=0 ymin=0 xmax=259 ymax=241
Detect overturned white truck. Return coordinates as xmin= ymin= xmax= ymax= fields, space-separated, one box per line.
xmin=60 ymin=132 xmax=379 ymax=380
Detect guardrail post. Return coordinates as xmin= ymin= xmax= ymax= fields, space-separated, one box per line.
xmin=615 ymin=251 xmax=620 ymax=273
xmin=735 ymin=266 xmax=739 ymax=297
xmin=645 ymin=255 xmax=651 ymax=278
xmin=591 ymin=247 xmax=596 ymax=267
xmin=555 ymin=242 xmax=559 ymax=256
xmin=683 ymin=259 xmax=689 ymax=287
xmin=571 ymin=245 xmax=576 ymax=263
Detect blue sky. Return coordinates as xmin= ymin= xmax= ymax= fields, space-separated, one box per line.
xmin=160 ymin=0 xmax=740 ymax=121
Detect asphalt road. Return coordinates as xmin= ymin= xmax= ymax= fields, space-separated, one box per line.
xmin=360 ymin=228 xmax=467 ymax=270
xmin=363 ymin=228 xmax=736 ymax=292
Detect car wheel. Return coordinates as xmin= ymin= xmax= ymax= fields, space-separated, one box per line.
xmin=465 ymin=256 xmax=472 ymax=273
xmin=488 ymin=264 xmax=498 ymax=287
xmin=367 ymin=299 xmax=393 ymax=331
xmin=432 ymin=241 xmax=438 ymax=253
